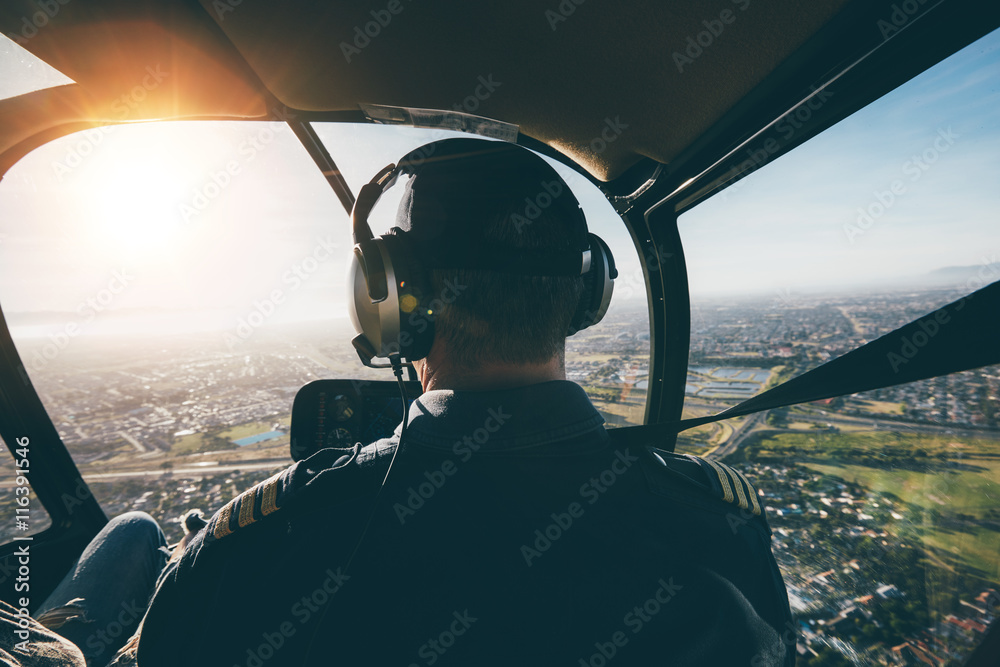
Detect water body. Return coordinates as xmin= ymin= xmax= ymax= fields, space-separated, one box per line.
xmin=233 ymin=430 xmax=285 ymax=446
xmin=705 ymin=381 xmax=758 ymax=390
xmin=700 ymin=388 xmax=757 ymax=398
xmin=685 ymin=366 xmax=773 ymax=397
xmin=713 ymin=368 xmax=771 ymax=382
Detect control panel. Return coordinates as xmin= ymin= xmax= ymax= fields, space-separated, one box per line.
xmin=289 ymin=379 xmax=422 ymax=461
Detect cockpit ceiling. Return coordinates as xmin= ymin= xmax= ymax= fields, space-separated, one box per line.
xmin=4 ymin=0 xmax=853 ymax=179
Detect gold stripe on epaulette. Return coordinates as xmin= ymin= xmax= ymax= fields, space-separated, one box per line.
xmin=704 ymin=459 xmax=735 ymax=504
xmin=722 ymin=464 xmax=750 ymax=512
xmin=214 ymin=503 xmax=234 ymax=539
xmin=237 ymin=488 xmax=257 ymax=528
xmin=731 ymin=467 xmax=762 ymax=516
xmin=261 ymin=475 xmax=281 ymax=516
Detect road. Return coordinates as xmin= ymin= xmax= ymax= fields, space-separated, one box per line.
xmin=700 ymin=404 xmax=997 ymax=461
xmin=795 ymin=411 xmax=993 ymax=439
xmin=116 ymin=430 xmax=148 ymax=453
xmin=0 ymin=460 xmax=290 ymax=490
xmin=86 ymin=460 xmax=287 ymax=481
xmin=711 ymin=409 xmax=769 ymax=459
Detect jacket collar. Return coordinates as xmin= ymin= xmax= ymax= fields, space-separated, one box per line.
xmin=395 ymin=380 xmax=607 ymax=455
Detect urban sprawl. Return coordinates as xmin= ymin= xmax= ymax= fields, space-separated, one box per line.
xmin=2 ymin=286 xmax=997 ymax=666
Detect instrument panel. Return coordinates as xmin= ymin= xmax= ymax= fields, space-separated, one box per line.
xmin=289 ymin=379 xmax=422 ymax=461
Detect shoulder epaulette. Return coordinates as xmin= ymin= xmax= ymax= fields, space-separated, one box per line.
xmin=696 ymin=457 xmax=762 ymax=516
xmin=209 ymin=470 xmax=286 ymax=540
xmin=647 ymin=448 xmax=762 ymax=516
xmin=208 ymin=444 xmax=362 ymax=541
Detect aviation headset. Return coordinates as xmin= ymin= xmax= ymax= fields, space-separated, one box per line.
xmin=308 ymin=139 xmax=619 ymax=659
xmin=348 ymin=138 xmax=618 ymax=366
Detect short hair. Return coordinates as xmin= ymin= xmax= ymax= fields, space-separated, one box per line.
xmin=396 ymin=138 xmax=589 ymax=369
xmin=429 ymin=203 xmax=585 ymax=369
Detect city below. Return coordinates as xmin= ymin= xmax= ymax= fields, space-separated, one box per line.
xmin=2 ymin=285 xmax=998 ymax=666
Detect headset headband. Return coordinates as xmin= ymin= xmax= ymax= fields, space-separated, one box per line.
xmin=348 ymin=138 xmax=616 ymax=367
xmin=352 ymin=159 xmax=592 ymax=278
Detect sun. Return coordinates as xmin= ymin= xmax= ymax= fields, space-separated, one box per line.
xmin=94 ymin=157 xmax=188 ymax=256
xmin=78 ymin=128 xmax=200 ymax=262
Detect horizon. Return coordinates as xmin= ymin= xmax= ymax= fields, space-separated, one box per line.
xmin=4 ymin=277 xmax=984 ymax=344
xmin=0 ymin=28 xmax=999 ymax=339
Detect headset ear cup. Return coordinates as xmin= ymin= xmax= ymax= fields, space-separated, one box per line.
xmin=568 ymin=233 xmax=616 ymax=336
xmin=379 ymin=233 xmax=435 ymax=361
xmin=348 ymin=239 xmax=391 ymax=355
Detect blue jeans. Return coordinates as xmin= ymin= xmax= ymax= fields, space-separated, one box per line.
xmin=34 ymin=511 xmax=169 ymax=667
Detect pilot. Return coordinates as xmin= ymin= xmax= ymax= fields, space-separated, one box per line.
xmin=136 ymin=138 xmax=794 ymax=666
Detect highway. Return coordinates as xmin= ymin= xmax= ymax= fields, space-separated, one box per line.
xmin=0 ymin=460 xmax=289 ymax=490
xmin=710 ymin=409 xmax=768 ymax=459
xmin=83 ymin=460 xmax=287 ymax=480
xmin=697 ymin=403 xmax=996 ymax=461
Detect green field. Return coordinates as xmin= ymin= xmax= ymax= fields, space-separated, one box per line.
xmin=170 ymin=431 xmax=214 ymax=455
xmin=803 ymin=461 xmax=1000 ymax=579
xmin=749 ymin=430 xmax=1000 ymax=460
xmin=750 ymin=431 xmax=1000 ymax=581
xmin=801 ymin=460 xmax=1000 ymax=515
xmin=170 ymin=418 xmax=291 ymax=455
xmin=217 ymin=421 xmax=281 ymax=441
xmin=590 ymin=390 xmax=647 ymax=428
xmin=856 ymin=400 xmax=907 ymax=415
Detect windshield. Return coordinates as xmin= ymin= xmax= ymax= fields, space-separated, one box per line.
xmin=0 ymin=32 xmax=74 ymax=100
xmin=0 ymin=121 xmax=649 ymax=542
xmin=677 ymin=25 xmax=1000 ymax=666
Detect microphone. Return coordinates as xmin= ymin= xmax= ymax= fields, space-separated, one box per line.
xmin=351 ymin=335 xmax=417 ymax=382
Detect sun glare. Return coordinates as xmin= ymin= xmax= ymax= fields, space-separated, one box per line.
xmin=89 ymin=151 xmax=190 ymax=260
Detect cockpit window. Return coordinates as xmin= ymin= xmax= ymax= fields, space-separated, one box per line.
xmin=313 ymin=123 xmax=651 ymax=428
xmin=0 ymin=33 xmax=74 ymax=100
xmin=677 ymin=26 xmax=1000 ymax=665
xmin=0 ymin=121 xmax=356 ymax=541
xmin=0 ymin=122 xmax=650 ymax=541
xmin=0 ymin=442 xmax=51 ymax=542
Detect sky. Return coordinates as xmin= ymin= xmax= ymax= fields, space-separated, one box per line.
xmin=0 ymin=26 xmax=998 ymax=342
xmin=679 ymin=28 xmax=1000 ymax=296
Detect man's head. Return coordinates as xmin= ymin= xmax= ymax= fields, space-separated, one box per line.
xmin=395 ymin=138 xmax=588 ymax=381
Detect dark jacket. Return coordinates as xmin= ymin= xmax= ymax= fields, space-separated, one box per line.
xmin=137 ymin=381 xmax=793 ymax=666
xmin=0 ymin=599 xmax=85 ymax=667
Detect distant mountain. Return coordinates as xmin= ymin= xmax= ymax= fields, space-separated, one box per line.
xmin=4 ymin=307 xmax=171 ymax=326
xmin=916 ymin=263 xmax=1000 ymax=289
